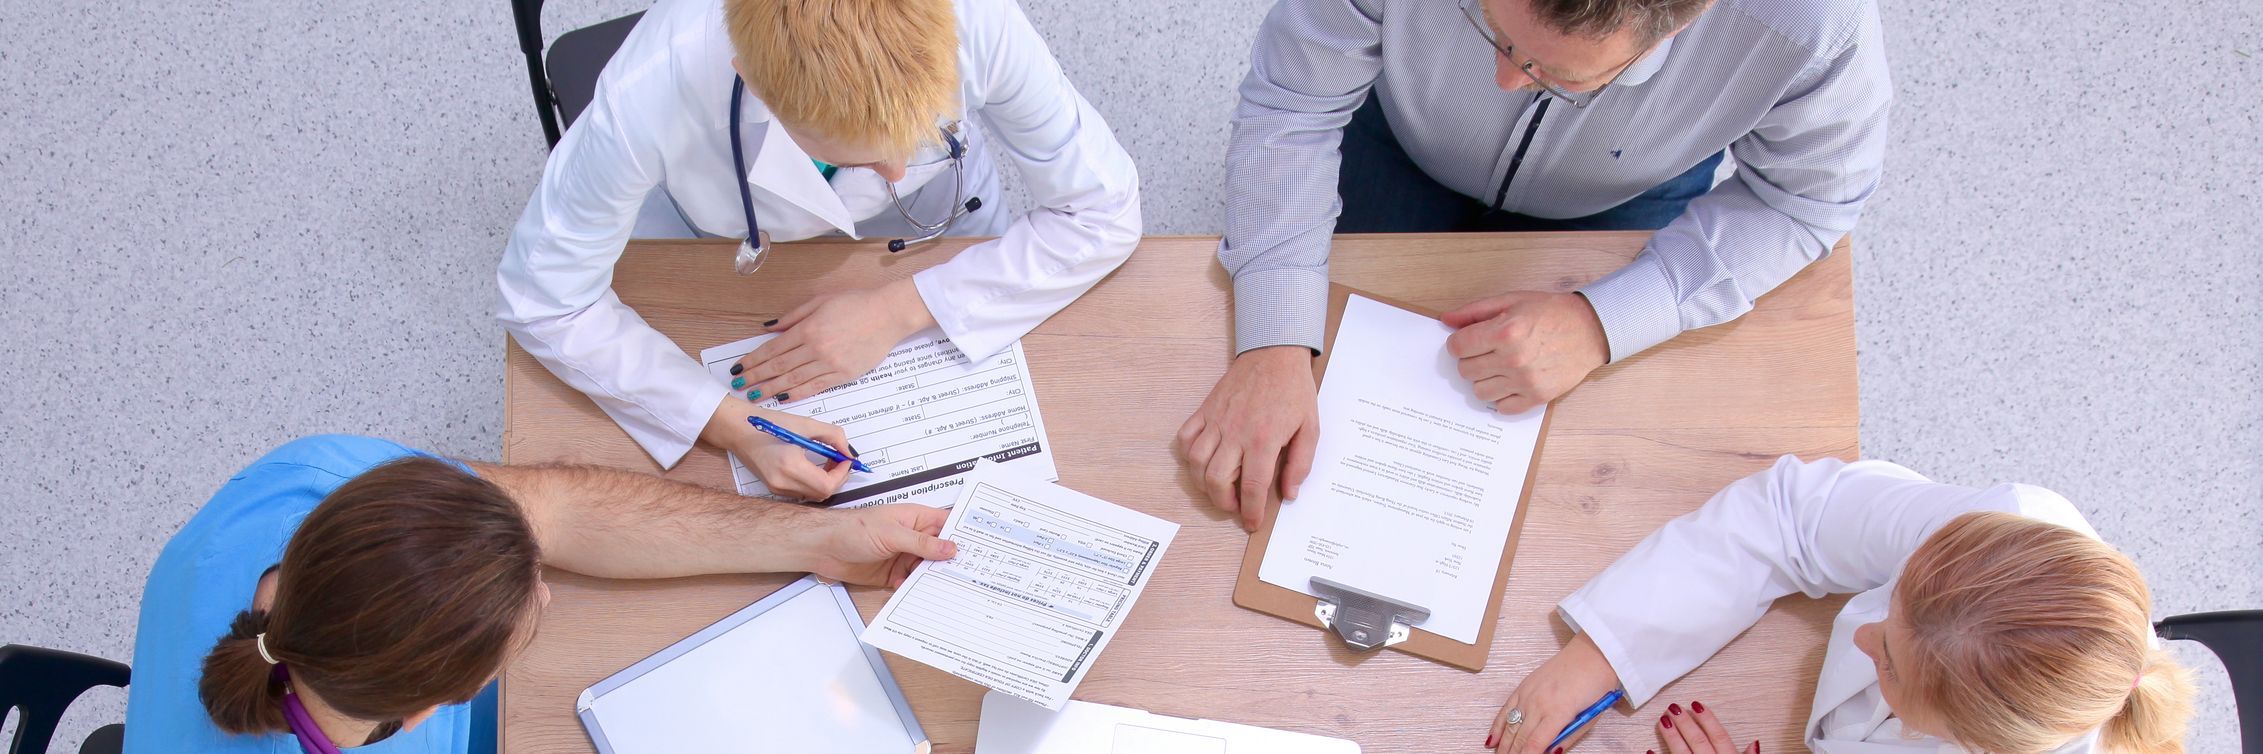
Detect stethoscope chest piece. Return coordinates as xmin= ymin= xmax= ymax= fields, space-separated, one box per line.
xmin=734 ymin=230 xmax=773 ymax=276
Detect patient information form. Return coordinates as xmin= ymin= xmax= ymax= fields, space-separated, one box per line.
xmin=702 ymin=330 xmax=1057 ymax=509
xmin=861 ymin=463 xmax=1177 ymax=710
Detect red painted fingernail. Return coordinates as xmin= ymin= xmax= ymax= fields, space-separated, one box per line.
xmin=1553 ymin=749 xmax=1564 ymax=754
xmin=1669 ymin=703 xmax=1683 ymax=716
xmin=1661 ymin=714 xmax=1674 ymax=729
xmin=1692 ymin=700 xmax=1706 ymax=714
xmin=1753 ymin=743 xmax=1762 ymax=753
xmin=1486 ymin=734 xmax=1496 ymax=748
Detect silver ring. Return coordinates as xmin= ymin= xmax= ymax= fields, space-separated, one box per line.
xmin=1506 ymin=707 xmax=1524 ymax=726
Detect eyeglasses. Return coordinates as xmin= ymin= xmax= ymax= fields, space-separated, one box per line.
xmin=733 ymin=123 xmax=981 ymax=275
xmin=728 ymin=74 xmax=984 ymax=276
xmin=1457 ymin=0 xmax=1643 ymax=109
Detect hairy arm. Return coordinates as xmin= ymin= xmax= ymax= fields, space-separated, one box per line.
xmin=464 ymin=461 xmax=953 ymax=585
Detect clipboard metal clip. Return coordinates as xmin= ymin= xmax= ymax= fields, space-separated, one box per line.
xmin=1310 ymin=577 xmax=1430 ymax=652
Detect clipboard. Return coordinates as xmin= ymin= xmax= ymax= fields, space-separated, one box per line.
xmin=1231 ymin=284 xmax=1552 ymax=671
xmin=577 ymin=575 xmax=930 ymax=753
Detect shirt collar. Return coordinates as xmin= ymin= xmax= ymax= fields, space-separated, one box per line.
xmin=1611 ymin=35 xmax=1675 ymax=88
xmin=736 ymin=99 xmax=858 ymax=237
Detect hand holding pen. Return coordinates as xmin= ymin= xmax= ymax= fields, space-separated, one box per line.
xmin=702 ymin=402 xmax=860 ymax=501
xmin=1488 ymin=632 xmax=1623 ymax=753
xmin=750 ymin=415 xmax=872 ymax=473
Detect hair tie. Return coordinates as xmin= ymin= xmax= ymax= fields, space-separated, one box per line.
xmin=2131 ymin=670 xmax=2144 ymax=691
xmin=255 ymin=632 xmax=280 ymax=665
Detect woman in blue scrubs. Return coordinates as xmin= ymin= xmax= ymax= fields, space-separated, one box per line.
xmin=122 ymin=434 xmax=953 ymax=753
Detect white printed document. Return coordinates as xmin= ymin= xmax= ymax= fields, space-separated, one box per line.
xmin=1257 ymin=295 xmax=1546 ymax=644
xmin=862 ymin=463 xmax=1178 ymax=710
xmin=700 ymin=329 xmax=1057 ymax=509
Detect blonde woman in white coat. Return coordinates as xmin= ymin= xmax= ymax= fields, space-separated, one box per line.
xmin=1486 ymin=456 xmax=2196 ymax=754
xmin=496 ymin=0 xmax=1140 ymax=501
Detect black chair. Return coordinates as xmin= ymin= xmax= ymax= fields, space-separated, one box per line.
xmin=0 ymin=645 xmax=129 ymax=754
xmin=511 ymin=0 xmax=646 ymax=147
xmin=2156 ymin=610 xmax=2261 ymax=753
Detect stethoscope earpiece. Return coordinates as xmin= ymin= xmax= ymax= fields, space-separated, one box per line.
xmin=887 ymin=197 xmax=983 ymax=253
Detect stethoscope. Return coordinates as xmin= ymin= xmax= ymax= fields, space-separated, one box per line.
xmin=729 ymin=77 xmax=982 ymax=275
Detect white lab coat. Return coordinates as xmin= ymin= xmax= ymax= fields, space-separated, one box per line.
xmin=496 ymin=0 xmax=1142 ymax=466
xmin=1558 ymin=456 xmax=2111 ymax=753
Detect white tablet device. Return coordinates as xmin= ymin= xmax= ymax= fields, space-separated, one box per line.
xmin=577 ymin=575 xmax=928 ymax=754
xmin=975 ymin=692 xmax=1360 ymax=754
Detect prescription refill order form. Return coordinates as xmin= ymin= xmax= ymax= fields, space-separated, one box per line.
xmin=702 ymin=329 xmax=1059 ymax=509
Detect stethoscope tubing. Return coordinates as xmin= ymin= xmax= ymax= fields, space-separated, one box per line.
xmin=728 ymin=77 xmax=976 ymax=261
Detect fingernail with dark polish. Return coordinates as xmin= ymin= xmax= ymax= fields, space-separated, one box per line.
xmin=1661 ymin=714 xmax=1673 ymax=729
xmin=849 ymin=444 xmax=861 ymax=456
xmin=763 ymin=318 xmax=779 ymax=327
xmin=1692 ymin=700 xmax=1705 ymax=714
xmin=730 ymin=363 xmax=744 ymax=375
xmin=1484 ymin=734 xmax=1495 ymax=748
xmin=777 ymin=392 xmax=791 ymax=401
xmin=1553 ymin=748 xmax=1563 ymax=754
xmin=732 ymin=377 xmax=746 ymax=389
xmin=1669 ymin=703 xmax=1682 ymax=716
xmin=747 ymin=389 xmax=762 ymax=400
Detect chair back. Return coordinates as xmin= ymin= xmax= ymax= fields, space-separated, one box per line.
xmin=2157 ymin=610 xmax=2263 ymax=753
xmin=0 ymin=645 xmax=130 ymax=754
xmin=509 ymin=0 xmax=646 ymax=147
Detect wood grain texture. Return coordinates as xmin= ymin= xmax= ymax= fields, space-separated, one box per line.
xmin=500 ymin=233 xmax=1859 ymax=754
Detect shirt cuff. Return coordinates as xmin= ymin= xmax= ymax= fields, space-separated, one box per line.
xmin=1578 ymin=252 xmax=1685 ymax=364
xmin=911 ymin=267 xmax=1011 ymax=362
xmin=1231 ymin=266 xmax=1330 ymax=355
xmin=1557 ymin=593 xmax=1660 ymax=707
xmin=628 ymin=380 xmax=728 ymax=471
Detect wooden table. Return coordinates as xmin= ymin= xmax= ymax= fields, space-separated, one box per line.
xmin=501 ymin=233 xmax=1858 ymax=754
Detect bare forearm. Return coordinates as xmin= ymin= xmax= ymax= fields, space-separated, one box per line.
xmin=467 ymin=461 xmax=829 ymax=579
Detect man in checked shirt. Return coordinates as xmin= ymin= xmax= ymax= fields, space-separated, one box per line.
xmin=1179 ymin=0 xmax=1892 ymax=530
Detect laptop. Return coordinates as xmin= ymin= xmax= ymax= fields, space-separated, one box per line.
xmin=975 ymin=692 xmax=1360 ymax=754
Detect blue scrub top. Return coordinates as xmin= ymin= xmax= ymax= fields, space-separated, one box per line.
xmin=122 ymin=435 xmax=498 ymax=754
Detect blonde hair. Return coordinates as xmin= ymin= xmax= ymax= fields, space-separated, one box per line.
xmin=1896 ymin=511 xmax=2195 ymax=754
xmin=726 ymin=0 xmax=959 ymax=159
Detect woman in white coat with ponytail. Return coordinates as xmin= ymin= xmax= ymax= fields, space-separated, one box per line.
xmin=1486 ymin=456 xmax=2196 ymax=754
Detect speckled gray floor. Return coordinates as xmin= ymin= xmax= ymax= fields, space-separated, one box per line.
xmin=2 ymin=0 xmax=2256 ymax=749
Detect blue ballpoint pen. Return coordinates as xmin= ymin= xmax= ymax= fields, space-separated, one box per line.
xmin=748 ymin=415 xmax=872 ymax=473
xmin=1545 ymin=688 xmax=1626 ymax=751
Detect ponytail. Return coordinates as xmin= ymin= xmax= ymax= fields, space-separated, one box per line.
xmin=189 ymin=457 xmax=542 ymax=737
xmin=2102 ymin=646 xmax=2196 ymax=754
xmin=196 ymin=609 xmax=289 ymax=734
xmin=1898 ymin=512 xmax=2198 ymax=754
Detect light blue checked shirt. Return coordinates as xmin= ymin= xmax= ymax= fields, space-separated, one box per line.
xmin=1222 ymin=0 xmax=1892 ymax=362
